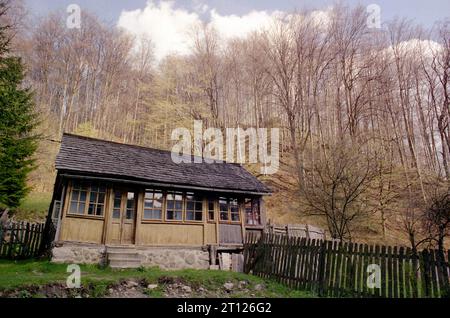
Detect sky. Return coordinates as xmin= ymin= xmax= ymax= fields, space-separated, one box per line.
xmin=25 ymin=0 xmax=450 ymax=61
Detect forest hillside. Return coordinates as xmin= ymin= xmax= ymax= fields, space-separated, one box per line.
xmin=2 ymin=1 xmax=449 ymax=250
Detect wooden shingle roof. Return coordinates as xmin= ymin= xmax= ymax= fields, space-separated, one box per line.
xmin=55 ymin=134 xmax=271 ymax=195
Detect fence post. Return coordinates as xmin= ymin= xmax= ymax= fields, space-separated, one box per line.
xmin=317 ymin=240 xmax=327 ymax=297
xmin=7 ymin=222 xmax=15 ymax=259
xmin=420 ymin=249 xmax=431 ymax=297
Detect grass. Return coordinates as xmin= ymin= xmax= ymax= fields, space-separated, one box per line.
xmin=0 ymin=260 xmax=314 ymax=298
xmin=13 ymin=192 xmax=52 ymax=222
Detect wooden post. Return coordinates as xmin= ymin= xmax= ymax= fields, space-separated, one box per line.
xmin=239 ymin=198 xmax=246 ymax=245
xmin=103 ymin=187 xmax=114 ymax=245
xmin=134 ymin=190 xmax=144 ymax=246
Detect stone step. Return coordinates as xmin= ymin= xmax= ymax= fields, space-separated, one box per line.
xmin=108 ymin=253 xmax=141 ymax=262
xmin=107 ymin=251 xmax=141 ymax=259
xmin=110 ymin=262 xmax=142 ymax=269
xmin=107 ymin=247 xmax=139 ymax=254
xmin=109 ymin=257 xmax=142 ymax=268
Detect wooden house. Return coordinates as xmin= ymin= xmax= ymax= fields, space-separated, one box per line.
xmin=47 ymin=134 xmax=271 ymax=269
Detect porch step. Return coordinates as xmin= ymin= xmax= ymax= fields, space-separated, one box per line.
xmin=106 ymin=246 xmax=142 ymax=269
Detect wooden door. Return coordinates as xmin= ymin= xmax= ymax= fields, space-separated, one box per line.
xmin=108 ymin=190 xmax=137 ymax=245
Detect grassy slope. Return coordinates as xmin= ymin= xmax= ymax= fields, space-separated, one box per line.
xmin=13 ymin=192 xmax=52 ymax=222
xmin=0 ymin=260 xmax=313 ymax=298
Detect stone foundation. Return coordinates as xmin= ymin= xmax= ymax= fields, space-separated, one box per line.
xmin=137 ymin=247 xmax=210 ymax=270
xmin=51 ymin=243 xmax=210 ymax=270
xmin=51 ymin=243 xmax=106 ymax=265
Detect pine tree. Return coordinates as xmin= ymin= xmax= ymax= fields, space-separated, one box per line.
xmin=0 ymin=2 xmax=38 ymax=209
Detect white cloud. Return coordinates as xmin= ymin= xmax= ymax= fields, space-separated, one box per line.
xmin=117 ymin=1 xmax=201 ymax=61
xmin=209 ymin=9 xmax=281 ymax=40
xmin=388 ymin=39 xmax=442 ymax=58
xmin=117 ymin=1 xmax=282 ymax=62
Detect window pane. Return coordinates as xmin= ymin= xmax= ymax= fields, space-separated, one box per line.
xmin=126 ymin=209 xmax=134 ymax=219
xmin=220 ymin=211 xmax=229 ymax=221
xmin=195 ymin=211 xmax=203 ymax=221
xmin=144 ymin=200 xmax=153 ymax=209
xmin=79 ymin=191 xmax=87 ymax=202
xmin=69 ymin=202 xmax=79 ymax=214
xmin=219 ymin=198 xmax=228 ymax=221
xmin=78 ymin=203 xmax=85 ymax=214
xmin=154 ymin=192 xmax=163 ymax=199
xmin=195 ymin=201 xmax=203 ymax=211
xmin=112 ymin=209 xmax=120 ymax=219
xmin=72 ymin=190 xmax=79 ymax=200
xmin=186 ymin=211 xmax=194 ymax=220
xmin=96 ymin=205 xmax=104 ymax=216
xmin=153 ymin=209 xmax=162 ymax=219
xmin=175 ymin=201 xmax=182 ymax=210
xmin=174 ymin=211 xmax=182 ymax=220
xmin=208 ymin=200 xmax=215 ymax=221
xmin=89 ymin=192 xmax=97 ymax=203
xmin=153 ymin=199 xmax=162 ymax=208
xmin=186 ymin=201 xmax=195 ymax=211
xmin=88 ymin=204 xmax=95 ymax=215
xmin=98 ymin=193 xmax=105 ymax=204
xmin=167 ymin=210 xmax=174 ymax=220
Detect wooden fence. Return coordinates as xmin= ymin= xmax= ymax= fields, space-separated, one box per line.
xmin=244 ymin=232 xmax=450 ymax=298
xmin=0 ymin=221 xmax=54 ymax=260
xmin=266 ymin=223 xmax=326 ymax=240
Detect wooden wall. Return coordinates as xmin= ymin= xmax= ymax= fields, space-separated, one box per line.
xmin=60 ymin=217 xmax=104 ymax=244
xmin=57 ymin=180 xmax=262 ymax=247
xmin=138 ymin=223 xmax=204 ymax=246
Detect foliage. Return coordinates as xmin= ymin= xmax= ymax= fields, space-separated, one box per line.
xmin=0 ymin=3 xmax=39 ymax=209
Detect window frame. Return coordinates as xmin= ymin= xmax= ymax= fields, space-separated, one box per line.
xmin=245 ymin=198 xmax=261 ymax=226
xmin=207 ymin=198 xmax=216 ymax=222
xmin=218 ymin=197 xmax=242 ymax=224
xmin=67 ymin=181 xmax=106 ymax=218
xmin=185 ymin=192 xmax=204 ymax=222
xmin=142 ymin=189 xmax=164 ymax=221
xmin=165 ymin=191 xmax=184 ymax=222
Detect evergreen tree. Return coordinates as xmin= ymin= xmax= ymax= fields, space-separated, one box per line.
xmin=0 ymin=2 xmax=38 ymax=209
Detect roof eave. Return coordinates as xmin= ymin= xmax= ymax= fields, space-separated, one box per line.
xmin=58 ymin=171 xmax=272 ymax=196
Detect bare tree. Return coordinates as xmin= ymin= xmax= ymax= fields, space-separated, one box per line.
xmin=302 ymin=140 xmax=377 ymax=241
xmin=423 ymin=187 xmax=450 ymax=254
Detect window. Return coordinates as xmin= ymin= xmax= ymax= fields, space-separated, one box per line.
xmin=69 ymin=181 xmax=106 ymax=216
xmin=208 ymin=199 xmax=215 ymax=221
xmin=186 ymin=192 xmax=203 ymax=221
xmin=112 ymin=191 xmax=121 ymax=219
xmin=143 ymin=190 xmax=163 ymax=220
xmin=88 ymin=185 xmax=106 ymax=216
xmin=219 ymin=197 xmax=241 ymax=222
xmin=125 ymin=192 xmax=135 ymax=219
xmin=245 ymin=198 xmax=261 ymax=225
xmin=230 ymin=199 xmax=240 ymax=222
xmin=166 ymin=192 xmax=183 ymax=220
xmin=219 ymin=197 xmax=228 ymax=221
xmin=69 ymin=182 xmax=88 ymax=215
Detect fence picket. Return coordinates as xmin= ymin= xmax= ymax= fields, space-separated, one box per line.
xmin=243 ymin=232 xmax=449 ymax=298
xmin=0 ymin=221 xmax=53 ymax=260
